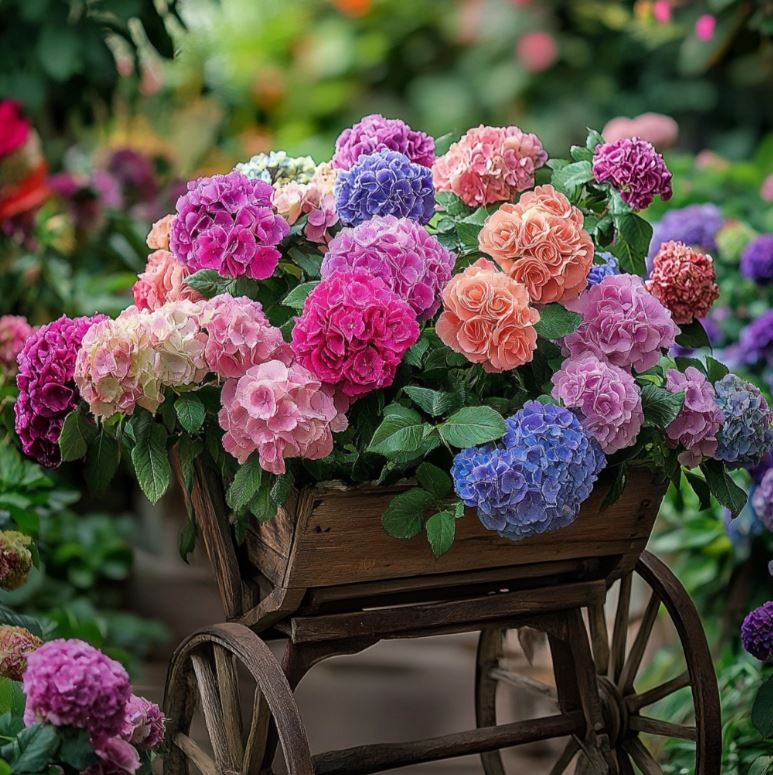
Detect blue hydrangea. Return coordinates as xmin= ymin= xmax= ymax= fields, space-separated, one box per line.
xmin=451 ymin=401 xmax=606 ymax=541
xmin=647 ymin=203 xmax=723 ymax=262
xmin=740 ymin=234 xmax=773 ymax=285
xmin=714 ymin=374 xmax=773 ymax=467
xmin=586 ymin=252 xmax=619 ymax=287
xmin=335 ymin=150 xmax=435 ymax=226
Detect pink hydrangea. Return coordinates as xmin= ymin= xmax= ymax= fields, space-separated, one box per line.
xmin=87 ymin=737 xmax=140 ymax=775
xmin=23 ymin=639 xmax=131 ymax=741
xmin=432 ymin=125 xmax=547 ymax=207
xmin=551 ymin=353 xmax=643 ymax=454
xmin=200 ymin=294 xmax=291 ymax=379
xmin=146 ymin=214 xmax=174 ymax=250
xmin=664 ymin=367 xmax=723 ymax=466
xmin=321 ymin=216 xmax=454 ymax=320
xmin=132 ymin=249 xmax=204 ymax=311
xmin=0 ymin=315 xmax=33 ymax=375
xmin=291 ymin=269 xmax=419 ymax=397
xmin=272 ymin=168 xmax=339 ymax=249
xmin=646 ymin=240 xmax=720 ymax=324
xmin=219 ymin=359 xmax=348 ymax=473
xmin=121 ymin=694 xmax=165 ymax=750
xmin=0 ymin=625 xmax=42 ymax=681
xmin=564 ymin=274 xmax=679 ymax=372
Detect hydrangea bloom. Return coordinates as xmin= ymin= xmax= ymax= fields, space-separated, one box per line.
xmin=646 ymin=241 xmax=720 ymax=325
xmin=738 ymin=309 xmax=773 ymax=366
xmin=219 ymin=359 xmax=348 ymax=473
xmin=551 ymin=353 xmax=643 ymax=454
xmin=563 ymin=274 xmax=679 ymax=372
xmin=0 ymin=625 xmax=42 ymax=681
xmin=478 ymin=185 xmax=594 ymax=303
xmin=0 ymin=530 xmax=32 ymax=591
xmin=235 ymin=151 xmax=317 ymax=185
xmin=603 ymin=112 xmax=678 ymax=150
xmin=15 ymin=314 xmax=104 ymax=467
xmin=86 ymin=737 xmax=140 ymax=775
xmin=664 ymin=367 xmax=723 ymax=466
xmin=146 ymin=214 xmax=174 ymax=250
xmin=121 ymin=694 xmax=165 ymax=749
xmin=332 ymin=114 xmax=435 ymax=170
xmin=713 ymin=374 xmax=773 ymax=467
xmin=170 ymin=171 xmax=289 ymax=279
xmin=321 ymin=216 xmax=454 ymax=320
xmin=432 ymin=125 xmax=547 ymax=206
xmin=716 ymin=221 xmax=757 ymax=263
xmin=648 ymin=203 xmax=722 ymax=260
xmin=335 ymin=151 xmax=435 ymax=226
xmin=200 ymin=294 xmax=291 ymax=379
xmin=435 ymin=258 xmax=539 ymax=372
xmin=23 ymin=639 xmax=131 ymax=741
xmin=751 ymin=468 xmax=773 ymax=531
xmin=587 ymin=253 xmax=619 ymax=287
xmin=740 ymin=601 xmax=773 ymax=661
xmin=592 ymin=137 xmax=672 ymax=210
xmin=132 ymin=250 xmax=203 ymax=311
xmin=291 ymin=269 xmax=419 ymax=397
xmin=740 ymin=234 xmax=773 ymax=284
xmin=451 ymin=402 xmax=605 ymax=541
xmin=0 ymin=315 xmax=33 ymax=375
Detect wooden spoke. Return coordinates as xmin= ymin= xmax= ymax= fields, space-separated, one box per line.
xmin=174 ymin=732 xmax=219 ymax=775
xmin=629 ymin=716 xmax=697 ymax=741
xmin=213 ymin=645 xmax=243 ymax=763
xmin=609 ymin=573 xmax=632 ymax=682
xmin=548 ymin=737 xmax=579 ymax=775
xmin=190 ymin=652 xmax=235 ymax=771
xmin=489 ymin=667 xmax=557 ymax=702
xmin=623 ymin=736 xmax=664 ymax=775
xmin=588 ymin=602 xmax=610 ymax=675
xmin=617 ymin=749 xmax=635 ymax=775
xmin=618 ymin=590 xmax=660 ymax=693
xmin=243 ymin=688 xmax=271 ymax=775
xmin=626 ymin=671 xmax=691 ymax=712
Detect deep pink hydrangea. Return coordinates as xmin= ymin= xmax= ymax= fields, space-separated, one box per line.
xmin=646 ymin=241 xmax=720 ymax=324
xmin=132 ymin=249 xmax=203 ymax=311
xmin=432 ymin=125 xmax=547 ymax=207
xmin=23 ymin=639 xmax=131 ymax=741
xmin=564 ymin=274 xmax=678 ymax=372
xmin=321 ymin=216 xmax=454 ymax=320
xmin=551 ymin=353 xmax=643 ymax=454
xmin=15 ymin=314 xmax=105 ymax=467
xmin=291 ymin=269 xmax=420 ymax=397
xmin=121 ymin=694 xmax=165 ymax=750
xmin=664 ymin=367 xmax=724 ymax=466
xmin=170 ymin=171 xmax=289 ymax=280
xmin=219 ymin=359 xmax=348 ymax=473
xmin=201 ymin=294 xmax=292 ymax=379
xmin=0 ymin=315 xmax=33 ymax=375
xmin=332 ymin=114 xmax=435 ymax=170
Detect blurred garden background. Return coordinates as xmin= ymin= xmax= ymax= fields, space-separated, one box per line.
xmin=0 ymin=0 xmax=772 ymax=772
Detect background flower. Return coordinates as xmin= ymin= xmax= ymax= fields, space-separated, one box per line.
xmin=236 ymin=150 xmax=317 ymax=185
xmin=648 ymin=203 xmax=723 ymax=260
xmin=751 ymin=468 xmax=773 ymax=531
xmin=740 ymin=234 xmax=773 ymax=285
xmin=0 ymin=625 xmax=42 ymax=681
xmin=738 ymin=309 xmax=773 ymax=366
xmin=0 ymin=315 xmax=33 ymax=375
xmin=0 ymin=531 xmax=33 ymax=591
xmin=602 ymin=112 xmax=679 ymax=149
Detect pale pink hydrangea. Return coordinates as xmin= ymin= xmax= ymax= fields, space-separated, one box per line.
xmin=146 ymin=214 xmax=174 ymax=250
xmin=121 ymin=694 xmax=165 ymax=750
xmin=132 ymin=249 xmax=203 ymax=311
xmin=0 ymin=314 xmax=33 ymax=375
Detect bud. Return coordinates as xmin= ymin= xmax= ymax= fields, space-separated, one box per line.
xmin=0 ymin=530 xmax=33 ymax=590
xmin=0 ymin=625 xmax=42 ymax=680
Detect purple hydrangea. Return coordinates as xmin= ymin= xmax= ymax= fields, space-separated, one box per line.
xmin=170 ymin=171 xmax=289 ymax=280
xmin=23 ymin=639 xmax=131 ymax=741
xmin=741 ymin=601 xmax=773 ymax=661
xmin=751 ymin=468 xmax=773 ymax=531
xmin=332 ymin=114 xmax=435 ymax=170
xmin=451 ymin=401 xmax=605 ymax=541
xmin=740 ymin=234 xmax=773 ymax=285
xmin=15 ymin=314 xmax=104 ymax=468
xmin=586 ymin=253 xmax=619 ymax=287
xmin=335 ymin=150 xmax=435 ymax=226
xmin=648 ymin=203 xmax=723 ymax=261
xmin=713 ymin=374 xmax=773 ymax=467
xmin=738 ymin=310 xmax=773 ymax=366
xmin=592 ymin=137 xmax=672 ymax=210
xmin=321 ymin=216 xmax=454 ymax=320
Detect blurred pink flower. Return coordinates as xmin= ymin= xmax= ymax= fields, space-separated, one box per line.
xmin=653 ymin=1 xmax=671 ymax=23
xmin=516 ymin=32 xmax=558 ymax=72
xmin=695 ymin=14 xmax=716 ymax=41
xmin=602 ymin=113 xmax=679 ymax=150
xmin=761 ymin=174 xmax=773 ymax=203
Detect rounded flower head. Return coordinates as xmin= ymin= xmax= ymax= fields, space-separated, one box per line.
xmin=436 ymin=258 xmax=539 ymax=372
xmin=551 ymin=353 xmax=643 ymax=454
xmin=603 ymin=113 xmax=679 ymax=150
xmin=664 ymin=367 xmax=723 ymax=466
xmin=0 ymin=625 xmax=42 ymax=681
xmin=291 ymin=269 xmax=419 ymax=397
xmin=219 ymin=359 xmax=348 ymax=473
xmin=751 ymin=468 xmax=773 ymax=531
xmin=592 ymin=137 xmax=672 ymax=210
xmin=738 ymin=310 xmax=773 ymax=366
xmin=0 ymin=531 xmax=33 ymax=591
xmin=432 ymin=125 xmax=547 ymax=207
xmin=563 ymin=274 xmax=679 ymax=372
xmin=15 ymin=314 xmax=105 ymax=467
xmin=235 ymin=151 xmax=317 ymax=186
xmin=200 ymin=294 xmax=291 ymax=379
xmin=23 ymin=639 xmax=131 ymax=740
xmin=321 ymin=216 xmax=454 ymax=320
xmin=586 ymin=253 xmax=619 ymax=288
xmin=741 ymin=601 xmax=773 ymax=661
xmin=478 ymin=185 xmax=594 ymax=304
xmin=170 ymin=171 xmax=289 ymax=280
xmin=122 ymin=694 xmax=165 ymax=750
xmin=648 ymin=203 xmax=722 ymax=260
xmin=740 ymin=234 xmax=773 ymax=285
xmin=332 ymin=114 xmax=434 ymax=170
xmin=716 ymin=221 xmax=757 ymax=263
xmin=146 ymin=214 xmax=174 ymax=250
xmin=335 ymin=150 xmax=435 ymax=226
xmin=713 ymin=374 xmax=773 ymax=467
xmin=132 ymin=249 xmax=204 ymax=311
xmin=0 ymin=315 xmax=33 ymax=375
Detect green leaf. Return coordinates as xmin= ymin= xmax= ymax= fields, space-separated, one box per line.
xmin=178 ymin=516 xmax=197 ymax=563
xmin=130 ymin=422 xmax=171 ymax=504
xmin=533 ymin=304 xmax=582 ymax=340
xmin=641 ymin=384 xmax=684 ymax=429
xmin=403 ymin=338 xmax=429 ymax=368
xmin=705 ymin=356 xmax=729 ymax=384
xmin=227 ymin=452 xmax=263 ymax=511
xmin=0 ymin=679 xmax=25 ymax=717
xmin=177 ymin=436 xmax=203 ymax=493
xmin=382 ymin=488 xmax=436 ymax=539
xmin=569 ymin=144 xmax=593 ymax=163
xmin=684 ymin=471 xmax=712 ymax=511
xmin=439 ymin=406 xmax=506 ymax=448
xmin=586 ymin=128 xmax=604 ymax=150
xmin=367 ymin=405 xmax=425 ymax=458
xmin=248 ymin=484 xmax=275 ymax=522
xmin=270 ymin=471 xmax=294 ymax=507
xmin=425 ymin=510 xmax=456 ymax=558
xmin=601 ymin=467 xmax=627 ymax=510
xmin=288 ymin=247 xmax=323 ymax=278
xmin=434 ymin=132 xmax=458 ymax=157
xmin=58 ymin=410 xmax=95 ymax=462
xmin=752 ymin=674 xmax=773 ymax=738
xmin=175 ymin=394 xmax=206 ymax=434
xmin=416 ymin=462 xmax=452 ymax=499
xmin=614 ymin=213 xmax=653 ymax=275
xmin=85 ymin=430 xmax=120 ymax=495
xmin=676 ymin=320 xmax=711 ymax=350
xmin=551 ymin=160 xmax=594 ymax=198
xmin=58 ymin=728 xmax=98 ymax=770
xmin=0 ymin=606 xmax=44 ymax=637
xmin=403 ymin=386 xmax=462 ymax=417
xmin=10 ymin=723 xmax=59 ymax=774
xmin=184 ymin=269 xmax=232 ymax=298
xmin=37 ymin=25 xmax=81 ymax=80
xmin=700 ymin=460 xmax=747 ymax=518
xmin=282 ymin=282 xmax=319 ymax=311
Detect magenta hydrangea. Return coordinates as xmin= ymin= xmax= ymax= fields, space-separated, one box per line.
xmin=741 ymin=601 xmax=773 ymax=661
xmin=332 ymin=114 xmax=435 ymax=170
xmin=664 ymin=367 xmax=724 ymax=466
xmin=321 ymin=216 xmax=454 ymax=320
xmin=0 ymin=315 xmax=33 ymax=375
xmin=170 ymin=171 xmax=289 ymax=280
xmin=551 ymin=353 xmax=643 ymax=454
xmin=121 ymin=694 xmax=165 ymax=750
xmin=563 ymin=274 xmax=679 ymax=372
xmin=15 ymin=314 xmax=105 ymax=467
xmin=23 ymin=639 xmax=131 ymax=741
xmin=291 ymin=269 xmax=420 ymax=397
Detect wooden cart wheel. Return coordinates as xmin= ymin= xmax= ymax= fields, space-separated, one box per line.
xmin=163 ymin=622 xmax=313 ymax=775
xmin=476 ymin=551 xmax=721 ymax=774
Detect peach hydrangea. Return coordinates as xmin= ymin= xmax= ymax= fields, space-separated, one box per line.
xmin=478 ymin=184 xmax=594 ymax=304
xmin=146 ymin=214 xmax=174 ymax=250
xmin=132 ymin=249 xmax=204 ymax=311
xmin=436 ymin=258 xmax=540 ymax=372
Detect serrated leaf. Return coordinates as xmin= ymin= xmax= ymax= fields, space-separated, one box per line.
xmin=248 ymin=484 xmax=275 ymax=522
xmin=10 ymin=723 xmax=59 ymax=773
xmin=675 ymin=320 xmax=711 ymax=350
xmin=282 ymin=282 xmax=319 ymax=310
xmin=705 ymin=356 xmax=729 ymax=384
xmin=752 ymin=674 xmax=773 ymax=738
xmin=367 ymin=405 xmax=425 ymax=458
xmin=551 ymin=160 xmax=593 ymax=198
xmin=184 ymin=269 xmax=232 ymax=298
xmin=85 ymin=430 xmax=120 ymax=495
xmin=416 ymin=462 xmax=451 ymax=499
xmin=404 ymin=338 xmax=429 ymax=368
xmin=425 ymin=510 xmax=455 ymax=558
xmin=270 ymin=471 xmax=294 ymax=507
xmin=175 ymin=394 xmax=206 ymax=434
xmin=0 ymin=679 xmax=25 ymax=717
xmin=533 ymin=304 xmax=581 ymax=340
xmin=614 ymin=213 xmax=652 ymax=275
xmin=0 ymin=605 xmax=44 ymax=637
xmin=177 ymin=436 xmax=203 ymax=494
xmin=130 ymin=422 xmax=171 ymax=504
xmin=58 ymin=728 xmax=98 ymax=770
xmin=382 ymin=488 xmax=435 ymax=539
xmin=227 ymin=453 xmax=263 ymax=511
xmin=586 ymin=128 xmax=604 ymax=149
xmin=641 ymin=384 xmax=684 ymax=429
xmin=700 ymin=460 xmax=747 ymax=518
xmin=59 ymin=410 xmax=95 ymax=462
xmin=684 ymin=471 xmax=712 ymax=511
xmin=439 ymin=406 xmax=506 ymax=448
xmin=403 ymin=386 xmax=462 ymax=417
xmin=454 ymin=500 xmax=465 ymax=518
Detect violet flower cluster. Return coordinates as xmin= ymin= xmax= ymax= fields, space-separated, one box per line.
xmin=586 ymin=253 xmax=619 ymax=287
xmin=648 ymin=203 xmax=723 ymax=260
xmin=740 ymin=233 xmax=773 ymax=285
xmin=741 ymin=601 xmax=773 ymax=661
xmin=751 ymin=468 xmax=773 ymax=531
xmin=738 ymin=309 xmax=773 ymax=366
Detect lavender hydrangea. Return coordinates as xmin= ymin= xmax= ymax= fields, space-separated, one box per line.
xmin=740 ymin=234 xmax=773 ymax=285
xmin=648 ymin=203 xmax=723 ymax=261
xmin=741 ymin=601 xmax=773 ymax=661
xmin=335 ymin=150 xmax=435 ymax=226
xmin=738 ymin=310 xmax=773 ymax=367
xmin=321 ymin=216 xmax=454 ymax=320
xmin=751 ymin=468 xmax=773 ymax=531
xmin=586 ymin=253 xmax=619 ymax=287
xmin=451 ymin=402 xmax=605 ymax=541
xmin=713 ymin=374 xmax=773 ymax=467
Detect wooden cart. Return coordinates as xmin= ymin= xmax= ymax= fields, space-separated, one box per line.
xmin=163 ymin=462 xmax=721 ymax=774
